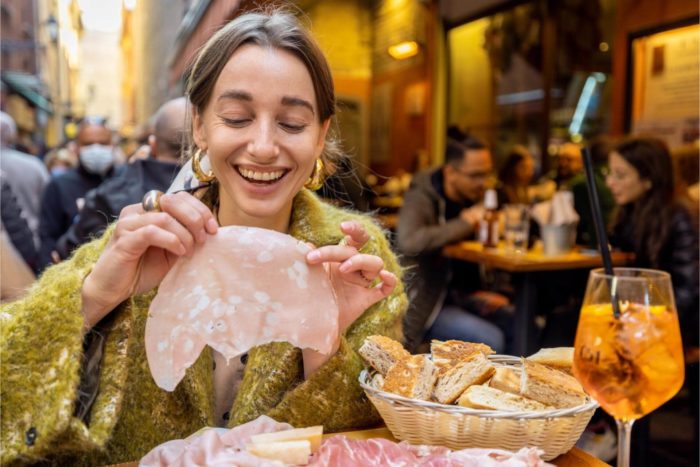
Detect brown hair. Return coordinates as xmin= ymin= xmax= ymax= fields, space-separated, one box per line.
xmin=184 ymin=8 xmax=342 ymax=179
xmin=610 ymin=137 xmax=675 ymax=266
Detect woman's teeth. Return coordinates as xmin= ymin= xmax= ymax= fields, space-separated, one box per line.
xmin=238 ymin=168 xmax=285 ymax=182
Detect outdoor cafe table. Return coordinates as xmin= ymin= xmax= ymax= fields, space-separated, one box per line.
xmin=442 ymin=241 xmax=635 ymax=355
xmin=108 ymin=426 xmax=610 ymax=466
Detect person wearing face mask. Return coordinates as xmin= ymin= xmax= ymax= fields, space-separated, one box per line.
xmin=37 ymin=118 xmax=118 ymax=270
xmin=52 ymin=98 xmax=186 ymax=261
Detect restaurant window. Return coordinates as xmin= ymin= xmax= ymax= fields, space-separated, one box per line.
xmin=447 ymin=0 xmax=614 ymax=173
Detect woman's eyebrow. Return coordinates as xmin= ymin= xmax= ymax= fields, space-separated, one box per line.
xmin=216 ymin=90 xmax=314 ymax=115
xmin=217 ymin=90 xmax=253 ymax=103
xmin=281 ymin=96 xmax=315 ymax=115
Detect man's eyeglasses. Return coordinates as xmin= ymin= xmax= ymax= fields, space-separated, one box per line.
xmin=454 ymin=169 xmax=493 ymax=180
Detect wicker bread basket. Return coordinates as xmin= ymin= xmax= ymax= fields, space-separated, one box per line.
xmin=359 ymin=355 xmax=598 ymax=461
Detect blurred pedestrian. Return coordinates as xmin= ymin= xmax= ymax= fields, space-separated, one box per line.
xmin=53 ymin=98 xmax=186 ymax=260
xmin=37 ymin=117 xmax=118 ymax=270
xmin=44 ymin=147 xmax=78 ymax=177
xmin=0 ymin=111 xmax=50 ymax=246
xmin=0 ymin=175 xmax=38 ymax=272
xmin=0 ymin=227 xmax=35 ymax=302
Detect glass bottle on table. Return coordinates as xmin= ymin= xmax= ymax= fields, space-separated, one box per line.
xmin=573 ymin=268 xmax=685 ymax=467
xmin=479 ymin=189 xmax=499 ymax=248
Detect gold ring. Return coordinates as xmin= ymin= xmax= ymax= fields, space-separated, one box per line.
xmin=142 ymin=190 xmax=164 ymax=212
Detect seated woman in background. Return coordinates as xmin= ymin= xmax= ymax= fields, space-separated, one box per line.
xmin=606 ymin=137 xmax=699 ymax=349
xmin=497 ymin=144 xmax=535 ymax=205
xmin=1 ymin=8 xmax=406 ymax=465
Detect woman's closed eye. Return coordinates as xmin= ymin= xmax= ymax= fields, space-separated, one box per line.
xmin=278 ymin=121 xmax=307 ymax=133
xmin=221 ymin=117 xmax=252 ymax=128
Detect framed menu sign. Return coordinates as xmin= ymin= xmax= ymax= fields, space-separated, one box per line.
xmin=629 ymin=21 xmax=699 ymax=148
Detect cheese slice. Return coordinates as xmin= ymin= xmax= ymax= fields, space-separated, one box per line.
xmin=249 ymin=425 xmax=323 ymax=452
xmin=246 ymin=440 xmax=311 ymax=465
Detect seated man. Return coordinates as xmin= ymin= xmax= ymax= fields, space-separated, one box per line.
xmin=397 ymin=137 xmax=513 ymax=352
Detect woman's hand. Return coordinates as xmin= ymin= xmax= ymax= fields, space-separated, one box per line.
xmin=307 ymin=221 xmax=397 ymax=332
xmin=81 ymin=191 xmax=218 ymax=331
xmin=302 ymin=220 xmax=397 ymax=377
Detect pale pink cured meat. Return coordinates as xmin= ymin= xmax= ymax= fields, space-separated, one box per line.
xmin=308 ymin=436 xmax=554 ymax=467
xmin=140 ymin=417 xmax=553 ymax=466
xmin=145 ymin=226 xmax=339 ymax=391
xmin=139 ymin=415 xmax=293 ymax=466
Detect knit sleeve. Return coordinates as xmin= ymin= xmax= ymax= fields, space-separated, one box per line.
xmin=0 ymin=228 xmax=133 ymax=464
xmin=266 ymin=218 xmax=408 ymax=432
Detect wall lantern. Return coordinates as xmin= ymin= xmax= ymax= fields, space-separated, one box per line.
xmin=388 ymin=40 xmax=419 ymax=60
xmin=46 ymin=14 xmax=59 ymax=44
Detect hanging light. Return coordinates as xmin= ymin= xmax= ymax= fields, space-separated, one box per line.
xmin=388 ymin=41 xmax=419 ymax=60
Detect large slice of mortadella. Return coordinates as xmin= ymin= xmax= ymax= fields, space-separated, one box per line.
xmin=145 ymin=226 xmax=339 ymax=391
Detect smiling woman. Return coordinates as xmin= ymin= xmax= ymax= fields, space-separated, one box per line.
xmin=0 ymin=7 xmax=407 ymax=465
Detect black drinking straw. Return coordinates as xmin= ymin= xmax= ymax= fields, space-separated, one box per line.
xmin=582 ymin=146 xmax=621 ymax=318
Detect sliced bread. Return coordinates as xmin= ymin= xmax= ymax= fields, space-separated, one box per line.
xmin=489 ymin=366 xmax=521 ymax=395
xmin=526 ymin=347 xmax=575 ymax=375
xmin=382 ymin=354 xmax=437 ymax=400
xmin=433 ymin=353 xmax=495 ymax=404
xmin=457 ymin=384 xmax=550 ymax=411
xmin=431 ymin=340 xmax=495 ymax=373
xmin=520 ymin=359 xmax=587 ymax=408
xmin=359 ymin=335 xmax=410 ymax=376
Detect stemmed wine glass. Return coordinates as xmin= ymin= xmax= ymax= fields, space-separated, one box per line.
xmin=573 ymin=268 xmax=685 ymax=467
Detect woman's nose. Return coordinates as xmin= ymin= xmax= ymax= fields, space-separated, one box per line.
xmin=247 ymin=122 xmax=279 ymax=160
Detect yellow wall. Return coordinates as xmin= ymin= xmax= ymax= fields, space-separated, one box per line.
xmin=306 ymin=0 xmax=373 ymax=169
xmin=447 ymin=18 xmax=494 ymax=141
xmin=307 ymin=0 xmax=372 ymax=79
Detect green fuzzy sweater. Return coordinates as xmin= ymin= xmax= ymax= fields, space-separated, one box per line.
xmin=1 ymin=189 xmax=407 ymax=465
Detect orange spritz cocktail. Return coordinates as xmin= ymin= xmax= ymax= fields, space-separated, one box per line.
xmin=573 ymin=268 xmax=685 ymax=467
xmin=573 ymin=302 xmax=685 ymax=421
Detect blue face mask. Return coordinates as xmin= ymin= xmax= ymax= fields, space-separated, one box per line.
xmin=79 ymin=144 xmax=114 ymax=175
xmin=50 ymin=166 xmax=70 ymax=177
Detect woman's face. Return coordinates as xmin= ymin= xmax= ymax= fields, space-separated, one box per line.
xmin=193 ymin=44 xmax=329 ymax=229
xmin=515 ymin=155 xmax=534 ymax=185
xmin=606 ymin=152 xmax=650 ymax=205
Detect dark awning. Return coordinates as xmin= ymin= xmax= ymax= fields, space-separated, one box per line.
xmin=1 ymin=71 xmax=53 ymax=114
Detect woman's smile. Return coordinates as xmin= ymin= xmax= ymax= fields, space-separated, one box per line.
xmin=234 ymin=164 xmax=289 ymax=184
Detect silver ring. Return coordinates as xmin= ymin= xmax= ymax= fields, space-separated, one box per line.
xmin=142 ymin=190 xmax=164 ymax=212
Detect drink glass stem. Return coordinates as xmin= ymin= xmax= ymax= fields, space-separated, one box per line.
xmin=615 ymin=419 xmax=635 ymax=467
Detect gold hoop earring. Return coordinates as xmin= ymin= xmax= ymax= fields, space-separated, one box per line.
xmin=191 ymin=148 xmax=215 ymax=182
xmin=304 ymin=159 xmax=325 ymax=190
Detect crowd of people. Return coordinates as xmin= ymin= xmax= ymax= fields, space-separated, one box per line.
xmin=0 ymin=6 xmax=697 ymax=466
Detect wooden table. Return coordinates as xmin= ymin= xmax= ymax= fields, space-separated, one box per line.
xmin=108 ymin=426 xmax=608 ymax=466
xmin=442 ymin=241 xmax=634 ymax=355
